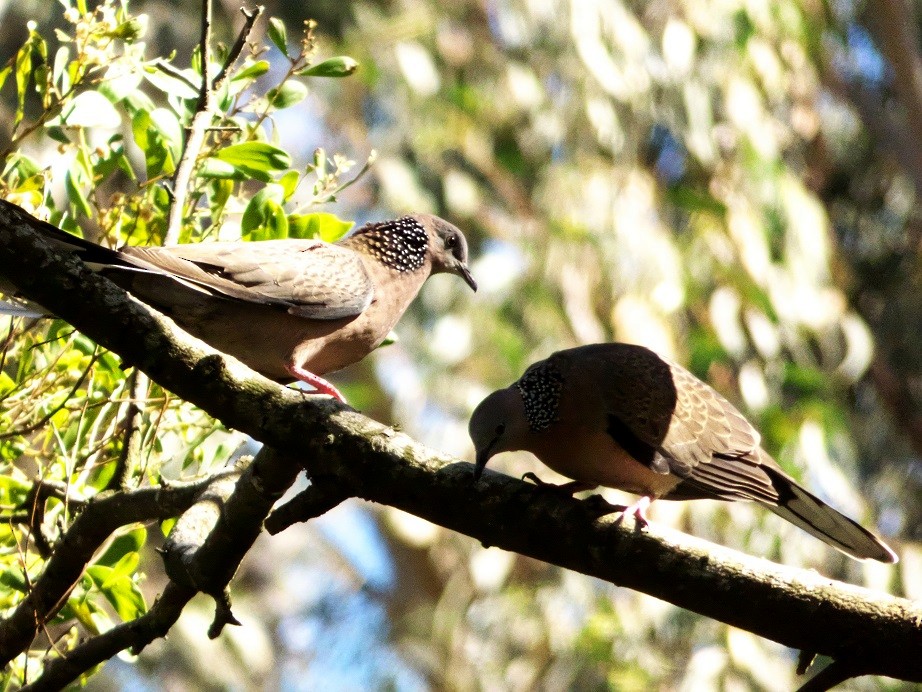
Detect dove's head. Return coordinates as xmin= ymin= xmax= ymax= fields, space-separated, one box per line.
xmin=469 ymin=387 xmax=529 ymax=481
xmin=346 ymin=214 xmax=477 ymax=292
xmin=414 ymin=214 xmax=477 ymax=292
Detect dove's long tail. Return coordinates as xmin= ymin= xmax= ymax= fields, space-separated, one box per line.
xmin=0 ymin=202 xmax=140 ymax=316
xmin=761 ymin=466 xmax=897 ymax=563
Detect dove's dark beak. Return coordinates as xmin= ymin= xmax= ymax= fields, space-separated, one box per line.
xmin=458 ymin=264 xmax=477 ymax=292
xmin=473 ymin=441 xmax=496 ymax=482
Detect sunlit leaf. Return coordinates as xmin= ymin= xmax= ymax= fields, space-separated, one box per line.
xmin=214 ymin=142 xmax=291 ymax=182
xmin=241 ymin=184 xmax=286 ymax=240
xmin=298 ymin=56 xmax=359 ymax=78
xmin=141 ymin=63 xmax=199 ymax=100
xmin=232 ymin=60 xmax=271 ymax=82
xmin=57 ymin=91 xmax=121 ymax=129
xmin=97 ymin=527 xmax=147 ymax=568
xmin=267 ymin=17 xmax=288 ymax=57
xmin=14 ymin=43 xmax=32 ymax=127
xmin=279 ymin=169 xmax=300 ymax=200
xmin=267 ymin=80 xmax=307 ymax=110
xmin=288 ymin=212 xmax=353 ymax=242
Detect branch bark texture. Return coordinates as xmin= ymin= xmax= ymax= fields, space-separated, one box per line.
xmin=0 ymin=203 xmax=920 ymax=683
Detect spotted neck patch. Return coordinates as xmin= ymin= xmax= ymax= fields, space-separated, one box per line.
xmin=516 ymin=360 xmax=563 ymax=431
xmin=351 ymin=217 xmax=428 ymax=272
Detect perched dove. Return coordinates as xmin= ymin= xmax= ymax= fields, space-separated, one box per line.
xmin=469 ymin=343 xmax=897 ymax=563
xmin=0 ymin=201 xmax=477 ymax=401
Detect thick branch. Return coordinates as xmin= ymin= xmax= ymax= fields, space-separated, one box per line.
xmin=22 ymin=582 xmax=195 ymax=692
xmin=26 ymin=447 xmax=306 ymax=689
xmin=0 ymin=203 xmax=920 ymax=683
xmin=0 ymin=469 xmax=241 ymax=667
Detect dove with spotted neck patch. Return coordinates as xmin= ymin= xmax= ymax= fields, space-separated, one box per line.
xmin=0 ymin=202 xmax=477 ymax=401
xmin=469 ymin=343 xmax=897 ymax=564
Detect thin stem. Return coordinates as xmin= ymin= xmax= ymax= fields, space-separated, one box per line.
xmin=163 ymin=4 xmax=264 ymax=246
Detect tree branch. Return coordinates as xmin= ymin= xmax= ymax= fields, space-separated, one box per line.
xmin=164 ymin=4 xmax=263 ymax=245
xmin=25 ymin=446 xmax=306 ymax=689
xmin=0 ymin=202 xmax=919 ymax=684
xmin=0 ymin=467 xmax=241 ymax=667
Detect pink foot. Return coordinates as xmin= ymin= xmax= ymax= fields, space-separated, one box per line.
xmin=286 ymin=364 xmax=346 ymax=402
xmin=619 ymin=496 xmax=652 ymax=528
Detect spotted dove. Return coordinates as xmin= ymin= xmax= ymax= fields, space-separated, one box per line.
xmin=469 ymin=343 xmax=897 ymax=563
xmin=0 ymin=202 xmax=477 ymax=401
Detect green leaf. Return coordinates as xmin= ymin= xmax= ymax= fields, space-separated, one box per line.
xmin=132 ymin=110 xmax=171 ymax=178
xmin=142 ymin=63 xmax=199 ymax=100
xmin=214 ymin=142 xmax=291 ymax=182
xmin=149 ymin=107 xmax=183 ymax=161
xmin=267 ymin=18 xmax=288 ymax=56
xmin=14 ymin=44 xmax=33 ymax=127
xmin=279 ymin=170 xmax=300 ymax=200
xmin=231 ymin=59 xmax=270 ymax=83
xmin=104 ymin=552 xmax=140 ymax=585
xmin=241 ymin=184 xmax=287 ymax=240
xmin=267 ymin=80 xmax=307 ymax=110
xmin=0 ymin=475 xmax=31 ymax=507
xmin=131 ymin=108 xmax=181 ymax=177
xmin=86 ymin=558 xmax=147 ymax=621
xmin=97 ymin=527 xmax=147 ymax=568
xmin=665 ymin=185 xmax=728 ymax=217
xmin=298 ymin=56 xmax=359 ymax=78
xmin=65 ymin=168 xmax=92 ymax=218
xmin=109 ymin=16 xmax=147 ymax=41
xmin=0 ymin=568 xmax=28 ymax=593
xmin=198 ymin=158 xmax=242 ymax=179
xmin=379 ymin=330 xmax=398 ymax=347
xmin=288 ymin=212 xmax=353 ymax=242
xmin=160 ymin=517 xmax=177 ymax=537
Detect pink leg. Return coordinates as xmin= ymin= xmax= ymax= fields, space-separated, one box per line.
xmin=286 ymin=363 xmax=347 ymax=402
xmin=619 ymin=496 xmax=653 ymax=528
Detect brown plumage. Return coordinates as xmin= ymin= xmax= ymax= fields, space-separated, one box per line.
xmin=469 ymin=343 xmax=897 ymax=563
xmin=0 ymin=202 xmax=477 ymax=400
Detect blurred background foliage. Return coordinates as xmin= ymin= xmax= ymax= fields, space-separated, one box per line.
xmin=0 ymin=0 xmax=920 ymax=689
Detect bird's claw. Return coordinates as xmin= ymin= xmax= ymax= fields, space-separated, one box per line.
xmin=521 ymin=472 xmax=596 ymax=496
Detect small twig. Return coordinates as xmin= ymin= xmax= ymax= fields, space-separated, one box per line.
xmin=195 ymin=0 xmax=213 ymax=113
xmin=106 ymin=370 xmax=148 ymax=490
xmin=212 ymin=6 xmax=263 ymax=90
xmin=208 ymin=588 xmax=241 ymax=639
xmin=151 ymin=58 xmax=200 ymax=92
xmin=796 ymin=660 xmax=867 ymax=692
xmin=264 ymin=474 xmax=352 ymax=534
xmin=0 ymin=317 xmax=16 ymax=375
xmin=0 ymin=352 xmax=100 ymax=440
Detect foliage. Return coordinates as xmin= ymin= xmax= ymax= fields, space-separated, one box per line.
xmin=0 ymin=0 xmax=364 ymax=686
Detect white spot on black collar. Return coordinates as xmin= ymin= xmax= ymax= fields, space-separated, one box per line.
xmin=516 ymin=360 xmax=562 ymax=431
xmin=355 ymin=216 xmax=428 ymax=272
